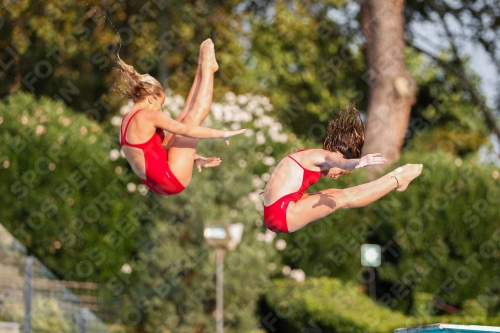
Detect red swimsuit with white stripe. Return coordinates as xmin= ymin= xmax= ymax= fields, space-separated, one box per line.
xmin=120 ymin=110 xmax=185 ymax=196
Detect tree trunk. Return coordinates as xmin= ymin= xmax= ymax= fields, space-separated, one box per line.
xmin=360 ymin=0 xmax=417 ymax=167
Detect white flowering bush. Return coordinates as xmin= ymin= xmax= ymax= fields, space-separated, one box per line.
xmin=168 ymin=91 xmax=288 ymax=146
xmin=114 ymin=90 xmax=288 ymax=144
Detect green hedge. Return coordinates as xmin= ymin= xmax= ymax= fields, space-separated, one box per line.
xmin=0 ymin=92 xmax=144 ymax=283
xmin=262 ymin=277 xmax=500 ymax=333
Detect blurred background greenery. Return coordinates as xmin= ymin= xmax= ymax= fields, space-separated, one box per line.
xmin=1 ymin=0 xmax=500 ymax=332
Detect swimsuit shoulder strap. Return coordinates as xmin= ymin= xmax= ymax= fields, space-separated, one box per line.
xmin=121 ymin=109 xmax=145 ymax=144
xmin=287 ymin=149 xmax=322 ymax=176
xmin=287 ymin=149 xmax=308 ymax=170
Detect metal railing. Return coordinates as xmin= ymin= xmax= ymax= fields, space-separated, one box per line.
xmin=0 ymin=224 xmax=120 ymax=333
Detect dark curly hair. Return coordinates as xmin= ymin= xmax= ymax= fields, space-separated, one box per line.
xmin=323 ymin=105 xmax=365 ymax=159
xmin=113 ymin=54 xmax=164 ymax=102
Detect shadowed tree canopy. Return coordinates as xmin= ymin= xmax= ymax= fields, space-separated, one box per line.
xmin=0 ymin=0 xmax=250 ymax=122
xmin=248 ymin=0 xmax=367 ymax=138
xmin=404 ymin=0 xmax=500 ymax=146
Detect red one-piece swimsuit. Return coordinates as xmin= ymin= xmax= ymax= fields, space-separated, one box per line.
xmin=263 ymin=149 xmax=322 ymax=233
xmin=120 ymin=109 xmax=185 ymax=196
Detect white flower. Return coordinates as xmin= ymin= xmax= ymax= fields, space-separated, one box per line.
xmin=111 ymin=116 xmax=122 ymax=127
xmin=262 ymin=157 xmax=275 ymax=166
xmin=173 ymin=95 xmax=185 ymax=106
xmin=237 ymin=95 xmax=249 ymax=104
xmin=138 ymin=185 xmax=149 ymax=196
xmin=264 ymin=230 xmax=276 ymax=243
xmin=225 ymin=91 xmax=236 ymax=103
xmin=254 ymin=116 xmax=274 ymax=128
xmin=121 ymin=263 xmax=132 ymax=274
xmin=248 ymin=191 xmax=264 ymax=211
xmin=109 ymin=149 xmax=120 ymax=161
xmin=120 ymin=101 xmax=133 ymax=115
xmin=256 ymin=132 xmax=266 ymax=145
xmin=127 ymin=183 xmax=137 ymax=193
xmin=211 ymin=104 xmax=223 ymax=120
xmin=35 ymin=125 xmax=46 ymax=135
xmin=276 ymin=239 xmax=287 ymax=250
xmin=231 ymin=122 xmax=241 ymax=130
xmin=252 ymin=176 xmax=264 ymax=188
xmin=290 ymin=269 xmax=306 ymax=282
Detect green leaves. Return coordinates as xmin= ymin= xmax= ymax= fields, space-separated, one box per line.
xmin=249 ymin=0 xmax=365 ymax=137
xmin=0 ymin=92 xmax=143 ymax=283
xmin=263 ymin=277 xmax=500 ymax=332
xmin=406 ymin=49 xmax=489 ymax=156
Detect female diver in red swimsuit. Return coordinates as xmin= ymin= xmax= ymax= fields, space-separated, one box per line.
xmin=114 ymin=39 xmax=245 ymax=195
xmin=262 ymin=106 xmax=423 ymax=233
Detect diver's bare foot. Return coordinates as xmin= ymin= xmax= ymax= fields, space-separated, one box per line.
xmin=387 ymin=163 xmax=411 ymax=178
xmin=198 ymin=39 xmax=209 ymax=66
xmin=395 ymin=164 xmax=423 ymax=192
xmin=201 ymin=39 xmax=219 ymax=72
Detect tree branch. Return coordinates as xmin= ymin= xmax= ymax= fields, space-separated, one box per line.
xmin=411 ymin=42 xmax=500 ymax=145
xmin=439 ymin=6 xmax=500 ymax=140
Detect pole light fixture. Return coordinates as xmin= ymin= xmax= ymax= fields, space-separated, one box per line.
xmin=204 ymin=222 xmax=244 ymax=333
xmin=361 ymin=244 xmax=381 ymax=267
xmin=360 ymin=244 xmax=381 ymax=301
xmin=204 ymin=226 xmax=229 ymax=247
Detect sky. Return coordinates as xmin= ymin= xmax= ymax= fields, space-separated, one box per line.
xmin=411 ymin=18 xmax=500 ymax=164
xmin=411 ymin=19 xmax=498 ymax=108
xmin=326 ymin=2 xmax=498 ymax=108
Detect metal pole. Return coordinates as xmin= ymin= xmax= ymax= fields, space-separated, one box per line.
xmin=24 ymin=256 xmax=32 ymax=333
xmin=215 ymin=247 xmax=224 ymax=333
xmin=369 ymin=267 xmax=376 ymax=301
xmin=79 ymin=307 xmax=86 ymax=333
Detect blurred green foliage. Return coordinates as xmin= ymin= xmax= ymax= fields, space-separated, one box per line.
xmin=0 ymin=299 xmax=73 ymax=333
xmin=406 ymin=49 xmax=489 ymax=155
xmin=0 ymin=92 xmax=144 ymax=283
xmin=0 ymin=0 xmax=250 ymax=121
xmin=249 ymin=0 xmax=366 ymax=136
xmin=0 ymin=91 xmax=294 ymax=331
xmin=0 ymin=0 xmax=498 ymax=331
xmin=261 ymin=277 xmax=500 ymax=333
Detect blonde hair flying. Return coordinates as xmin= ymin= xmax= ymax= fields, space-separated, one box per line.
xmin=113 ymin=54 xmax=164 ymax=102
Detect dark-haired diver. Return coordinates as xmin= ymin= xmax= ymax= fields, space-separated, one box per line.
xmin=262 ymin=106 xmax=423 ymax=233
